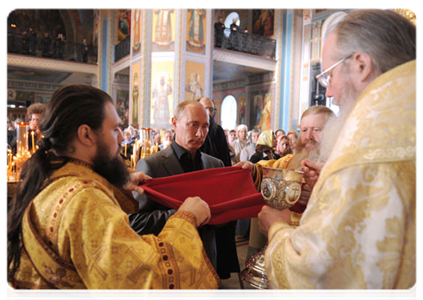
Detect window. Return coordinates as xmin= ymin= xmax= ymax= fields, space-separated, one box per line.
xmin=221 ymin=95 xmax=237 ymax=130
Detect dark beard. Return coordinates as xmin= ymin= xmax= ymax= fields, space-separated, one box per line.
xmin=92 ymin=141 xmax=130 ymax=188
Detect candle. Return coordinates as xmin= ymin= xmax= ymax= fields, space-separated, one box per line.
xmin=7 ymin=152 xmax=12 ymax=166
xmin=31 ymin=131 xmax=35 ymax=153
xmin=124 ymin=143 xmax=127 ymax=157
xmin=134 ymin=139 xmax=138 ymax=163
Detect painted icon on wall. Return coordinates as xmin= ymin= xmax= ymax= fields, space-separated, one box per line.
xmin=116 ymin=89 xmax=129 ymax=128
xmin=131 ymin=62 xmax=140 ymax=126
xmin=153 ymin=9 xmax=175 ymax=51
xmin=133 ymin=9 xmax=141 ymax=54
xmin=185 ymin=60 xmax=205 ymax=101
xmin=252 ymin=9 xmax=274 ymax=37
xmin=186 ymin=9 xmax=206 ymax=54
xmin=150 ymin=60 xmax=174 ymax=129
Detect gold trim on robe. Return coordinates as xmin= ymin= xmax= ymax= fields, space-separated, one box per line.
xmin=265 ymin=60 xmax=416 ymax=289
xmin=11 ymin=161 xmax=220 ymax=289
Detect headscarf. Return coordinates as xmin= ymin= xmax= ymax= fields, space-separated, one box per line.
xmin=255 ymin=130 xmax=273 ymax=148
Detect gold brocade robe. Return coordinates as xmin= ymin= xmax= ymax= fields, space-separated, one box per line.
xmin=12 ymin=160 xmax=220 ymax=289
xmin=265 ymin=60 xmax=416 ymax=289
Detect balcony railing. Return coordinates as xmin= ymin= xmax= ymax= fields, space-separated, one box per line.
xmin=7 ymin=33 xmax=98 ymax=64
xmin=114 ymin=37 xmax=131 ymax=62
xmin=215 ymin=31 xmax=276 ymax=60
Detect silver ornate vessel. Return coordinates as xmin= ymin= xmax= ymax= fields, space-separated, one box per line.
xmin=241 ymin=167 xmax=303 ymax=289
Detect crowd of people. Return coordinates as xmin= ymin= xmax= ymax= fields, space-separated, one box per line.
xmin=7 ymin=103 xmax=47 ymax=156
xmin=7 ymin=9 xmax=415 ymax=291
xmin=214 ymin=16 xmax=276 ymax=58
xmin=8 ymin=26 xmax=92 ymax=62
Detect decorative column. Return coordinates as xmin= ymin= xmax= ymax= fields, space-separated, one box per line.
xmin=130 ymin=9 xmax=148 ymax=128
xmin=99 ymin=10 xmax=112 ymax=94
xmin=133 ymin=9 xmax=213 ymax=131
xmin=298 ymin=9 xmax=313 ymax=124
xmin=277 ymin=9 xmax=296 ymax=131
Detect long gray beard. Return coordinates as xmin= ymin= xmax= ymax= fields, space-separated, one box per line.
xmin=317 ymin=99 xmax=355 ymax=163
xmin=286 ymin=147 xmax=320 ymax=170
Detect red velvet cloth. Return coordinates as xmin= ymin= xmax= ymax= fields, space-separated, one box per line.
xmin=139 ymin=166 xmax=265 ymax=225
xmin=289 ymin=202 xmax=307 ymax=213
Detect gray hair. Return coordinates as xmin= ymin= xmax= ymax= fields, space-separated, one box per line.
xmin=301 ymin=105 xmax=335 ymax=121
xmin=251 ymin=128 xmax=261 ymax=134
xmin=332 ymin=9 xmax=415 ymax=74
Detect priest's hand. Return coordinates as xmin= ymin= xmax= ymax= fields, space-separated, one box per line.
xmin=298 ymin=183 xmax=312 ymax=207
xmin=234 ymin=161 xmax=253 ymax=172
xmin=258 ymin=206 xmax=291 ymax=237
xmin=178 ymin=196 xmax=211 ymax=227
xmin=124 ymin=172 xmax=152 ymax=195
xmin=301 ymin=159 xmax=324 ymax=188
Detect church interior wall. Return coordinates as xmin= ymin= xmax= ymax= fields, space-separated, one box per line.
xmin=5 ymin=8 xmax=419 ymax=134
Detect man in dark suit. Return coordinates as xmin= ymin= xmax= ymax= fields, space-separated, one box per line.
xmin=229 ymin=18 xmax=240 ymax=50
xmin=198 ymin=97 xmax=231 ymax=167
xmin=198 ymin=97 xmax=241 ymax=280
xmin=214 ymin=16 xmax=225 ymax=48
xmin=129 ymin=100 xmax=224 ymax=270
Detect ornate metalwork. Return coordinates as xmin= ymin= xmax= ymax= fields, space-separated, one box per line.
xmin=394 ymin=9 xmax=416 ymax=24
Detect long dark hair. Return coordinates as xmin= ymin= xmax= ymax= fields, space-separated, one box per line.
xmin=7 ymin=84 xmax=113 ymax=281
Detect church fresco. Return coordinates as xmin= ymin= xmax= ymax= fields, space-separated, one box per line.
xmin=186 ymin=9 xmax=206 ymax=54
xmin=117 ymin=9 xmax=131 ymax=42
xmin=184 ymin=60 xmax=205 ymax=101
xmin=252 ymin=9 xmax=274 ymax=37
xmin=132 ymin=9 xmax=141 ymax=55
xmin=238 ymin=95 xmax=246 ymax=125
xmin=249 ymin=88 xmax=273 ymax=131
xmin=150 ymin=60 xmax=174 ymax=129
xmin=131 ymin=62 xmax=140 ymax=126
xmin=116 ymin=88 xmax=129 ymax=128
xmin=152 ymin=9 xmax=175 ymax=52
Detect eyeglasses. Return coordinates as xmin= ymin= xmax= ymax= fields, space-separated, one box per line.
xmin=316 ymin=54 xmax=353 ymax=88
xmin=205 ymin=107 xmax=216 ymax=114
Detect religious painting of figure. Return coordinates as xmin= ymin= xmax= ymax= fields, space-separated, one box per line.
xmin=213 ymin=99 xmax=220 ymax=123
xmin=118 ymin=9 xmax=131 ymax=42
xmin=131 ymin=62 xmax=140 ymax=126
xmin=133 ymin=9 xmax=141 ymax=55
xmin=251 ymin=94 xmax=263 ymax=129
xmin=262 ymin=181 xmax=271 ymax=199
xmin=152 ymin=9 xmax=175 ymax=52
xmin=259 ymin=91 xmax=272 ymax=130
xmin=252 ymin=9 xmax=274 ymax=37
xmin=185 ymin=72 xmax=203 ymax=101
xmin=186 ymin=9 xmax=206 ymax=54
xmin=249 ymin=89 xmax=273 ymax=131
xmin=238 ymin=96 xmax=246 ymax=125
xmin=184 ymin=60 xmax=205 ymax=101
xmin=116 ymin=89 xmax=129 ymax=128
xmin=151 ymin=60 xmax=174 ymax=128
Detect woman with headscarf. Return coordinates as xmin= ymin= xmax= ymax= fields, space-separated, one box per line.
xmin=249 ymin=130 xmax=274 ymax=163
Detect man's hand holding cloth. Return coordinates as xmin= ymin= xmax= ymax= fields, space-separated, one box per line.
xmin=140 ymin=166 xmax=264 ymax=225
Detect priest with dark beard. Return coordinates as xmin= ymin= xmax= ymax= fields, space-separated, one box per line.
xmin=7 ymin=85 xmax=219 ymax=289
